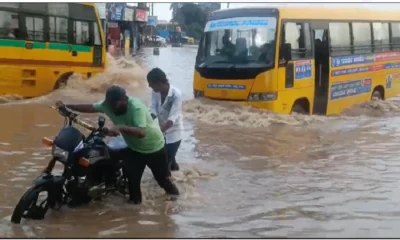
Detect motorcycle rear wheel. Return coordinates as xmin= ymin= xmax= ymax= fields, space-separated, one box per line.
xmin=11 ymin=187 xmax=50 ymax=224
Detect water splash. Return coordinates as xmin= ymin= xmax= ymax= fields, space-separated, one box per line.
xmin=0 ymin=53 xmax=149 ymax=106
xmin=342 ymin=99 xmax=400 ymax=117
xmin=182 ymin=98 xmax=325 ymax=128
xmin=64 ymin=54 xmax=147 ymax=95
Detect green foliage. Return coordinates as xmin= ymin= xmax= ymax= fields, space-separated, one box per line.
xmin=172 ymin=3 xmax=207 ymax=40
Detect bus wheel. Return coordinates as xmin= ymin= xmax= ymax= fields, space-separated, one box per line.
xmin=371 ymin=87 xmax=384 ymax=101
xmin=53 ymin=72 xmax=73 ymax=90
xmin=291 ymin=98 xmax=309 ymax=115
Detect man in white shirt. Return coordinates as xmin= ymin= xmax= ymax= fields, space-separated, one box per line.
xmin=147 ymin=68 xmax=183 ymax=171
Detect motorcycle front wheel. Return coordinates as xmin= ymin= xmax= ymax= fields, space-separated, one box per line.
xmin=11 ymin=187 xmax=50 ymax=224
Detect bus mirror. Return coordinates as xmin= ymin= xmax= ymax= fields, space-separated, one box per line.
xmin=282 ymin=43 xmax=292 ymax=62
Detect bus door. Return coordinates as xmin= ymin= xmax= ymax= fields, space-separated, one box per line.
xmin=310 ymin=22 xmax=330 ymax=115
xmin=92 ymin=21 xmax=103 ymax=67
xmin=279 ymin=21 xmax=314 ymax=114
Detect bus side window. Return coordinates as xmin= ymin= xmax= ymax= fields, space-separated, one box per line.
xmin=390 ymin=23 xmax=400 ymax=51
xmin=25 ymin=16 xmax=44 ymax=41
xmin=329 ymin=22 xmax=351 ymax=56
xmin=0 ymin=10 xmax=19 ymax=39
xmin=49 ymin=17 xmax=68 ymax=43
xmin=372 ymin=22 xmax=390 ymax=53
xmin=352 ymin=22 xmax=372 ymax=54
xmin=281 ymin=22 xmax=312 ymax=60
xmin=73 ymin=20 xmax=90 ymax=45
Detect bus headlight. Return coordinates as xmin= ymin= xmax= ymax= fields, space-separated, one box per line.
xmin=194 ymin=90 xmax=204 ymax=98
xmin=248 ymin=92 xmax=277 ymax=101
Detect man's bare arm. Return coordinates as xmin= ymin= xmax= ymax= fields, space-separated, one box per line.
xmin=160 ymin=121 xmax=173 ymax=133
xmin=65 ymin=104 xmax=99 ymax=113
xmin=118 ymin=125 xmax=146 ymax=138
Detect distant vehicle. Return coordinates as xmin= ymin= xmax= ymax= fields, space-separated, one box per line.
xmin=182 ymin=36 xmax=195 ymax=45
xmin=154 ymin=36 xmax=167 ymax=45
xmin=146 ymin=35 xmax=167 ymax=47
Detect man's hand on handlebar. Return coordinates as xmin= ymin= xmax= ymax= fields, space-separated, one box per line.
xmin=103 ymin=126 xmax=120 ymax=137
xmin=55 ymin=100 xmax=65 ymax=109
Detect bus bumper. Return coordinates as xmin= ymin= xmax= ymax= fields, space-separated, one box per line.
xmin=228 ymin=100 xmax=290 ymax=115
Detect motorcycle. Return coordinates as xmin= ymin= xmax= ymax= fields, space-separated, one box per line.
xmin=11 ymin=105 xmax=128 ymax=224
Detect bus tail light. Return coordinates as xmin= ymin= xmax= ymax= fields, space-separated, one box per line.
xmin=248 ymin=92 xmax=277 ymax=101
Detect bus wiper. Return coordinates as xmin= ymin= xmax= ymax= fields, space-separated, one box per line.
xmin=228 ymin=59 xmax=255 ymax=69
xmin=200 ymin=60 xmax=232 ymax=68
xmin=229 ymin=59 xmax=273 ymax=69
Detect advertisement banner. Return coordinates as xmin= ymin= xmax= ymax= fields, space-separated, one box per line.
xmin=135 ymin=9 xmax=148 ymax=22
xmin=95 ymin=3 xmax=106 ymax=19
xmin=148 ymin=16 xmax=158 ymax=27
xmin=106 ymin=3 xmax=125 ymax=21
xmin=330 ymin=78 xmax=372 ymax=100
xmin=124 ymin=7 xmax=134 ymax=21
xmin=294 ymin=60 xmax=313 ymax=80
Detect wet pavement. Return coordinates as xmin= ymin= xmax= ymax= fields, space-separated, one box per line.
xmin=1 ymin=46 xmax=400 ymax=238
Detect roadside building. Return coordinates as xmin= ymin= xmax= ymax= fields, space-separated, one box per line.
xmin=95 ymin=3 xmax=149 ymax=55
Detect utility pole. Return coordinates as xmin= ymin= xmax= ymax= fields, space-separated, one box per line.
xmin=151 ymin=3 xmax=154 ymax=41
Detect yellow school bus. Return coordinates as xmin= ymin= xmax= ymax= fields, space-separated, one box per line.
xmin=193 ymin=7 xmax=400 ymax=115
xmin=0 ymin=3 xmax=106 ymax=98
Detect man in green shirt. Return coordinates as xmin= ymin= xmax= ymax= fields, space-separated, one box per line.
xmin=55 ymin=85 xmax=179 ymax=204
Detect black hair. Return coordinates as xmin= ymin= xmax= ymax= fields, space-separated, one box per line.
xmin=147 ymin=67 xmax=169 ymax=84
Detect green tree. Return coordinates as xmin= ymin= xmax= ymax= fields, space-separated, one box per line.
xmin=172 ymin=3 xmax=207 ymax=40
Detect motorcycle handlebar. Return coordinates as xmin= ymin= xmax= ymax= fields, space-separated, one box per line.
xmin=51 ymin=106 xmax=97 ymax=132
xmin=73 ymin=118 xmax=97 ymax=132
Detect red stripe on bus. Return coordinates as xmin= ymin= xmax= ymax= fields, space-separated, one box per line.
xmin=0 ymin=58 xmax=104 ymax=68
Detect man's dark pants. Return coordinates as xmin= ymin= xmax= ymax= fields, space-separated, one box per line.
xmin=120 ymin=146 xmax=179 ymax=204
xmin=166 ymin=140 xmax=181 ymax=171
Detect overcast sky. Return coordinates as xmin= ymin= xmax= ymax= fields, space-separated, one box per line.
xmin=153 ymin=3 xmax=400 ymax=21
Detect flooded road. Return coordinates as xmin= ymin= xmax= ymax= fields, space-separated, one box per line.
xmin=2 ymin=46 xmax=400 ymax=237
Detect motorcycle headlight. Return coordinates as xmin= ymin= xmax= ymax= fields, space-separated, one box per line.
xmin=52 ymin=145 xmax=69 ymax=162
xmin=87 ymin=149 xmax=101 ymax=158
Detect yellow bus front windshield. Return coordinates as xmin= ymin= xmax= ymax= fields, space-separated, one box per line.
xmin=197 ymin=17 xmax=277 ymax=69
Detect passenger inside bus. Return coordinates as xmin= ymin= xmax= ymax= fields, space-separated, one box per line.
xmin=219 ymin=34 xmax=235 ymax=57
xmin=258 ymin=41 xmax=275 ymax=64
xmin=248 ymin=29 xmax=258 ymax=57
xmin=235 ymin=37 xmax=248 ymax=59
xmin=7 ymin=28 xmax=15 ymax=39
xmin=2 ymin=22 xmax=16 ymax=39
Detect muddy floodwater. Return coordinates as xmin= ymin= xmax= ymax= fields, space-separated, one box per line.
xmin=2 ymin=46 xmax=400 ymax=238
